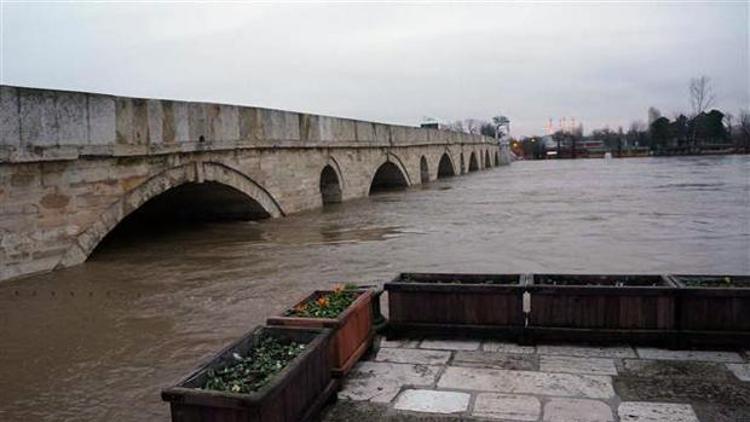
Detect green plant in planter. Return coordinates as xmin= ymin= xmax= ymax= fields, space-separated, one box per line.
xmin=203 ymin=335 xmax=305 ymax=394
xmin=683 ymin=276 xmax=750 ymax=288
xmin=286 ymin=284 xmax=360 ymax=319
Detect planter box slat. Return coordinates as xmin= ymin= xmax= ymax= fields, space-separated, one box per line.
xmin=267 ymin=289 xmax=374 ymax=377
xmin=528 ymin=274 xmax=677 ymax=331
xmin=386 ymin=273 xmax=525 ymax=338
xmin=162 ymin=326 xmax=335 ymax=422
xmin=390 ymin=286 xmax=524 ymax=325
xmin=385 ymin=271 xmax=750 ymax=347
xmin=671 ymin=275 xmax=750 ymax=333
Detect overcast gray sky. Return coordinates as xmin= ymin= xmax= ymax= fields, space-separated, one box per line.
xmin=1 ymin=1 xmax=747 ymax=137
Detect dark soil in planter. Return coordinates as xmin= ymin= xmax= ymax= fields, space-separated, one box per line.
xmin=203 ymin=335 xmax=305 ymax=394
xmin=398 ymin=273 xmax=522 ymax=285
xmin=674 ymin=275 xmax=750 ymax=288
xmin=533 ymin=274 xmax=668 ymax=287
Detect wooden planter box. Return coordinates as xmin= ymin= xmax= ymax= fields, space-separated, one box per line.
xmin=385 ymin=272 xmax=526 ymax=339
xmin=162 ymin=326 xmax=336 ymax=422
xmin=267 ymin=289 xmax=374 ymax=377
xmin=526 ymin=274 xmax=678 ymax=344
xmin=670 ymin=274 xmax=750 ymax=346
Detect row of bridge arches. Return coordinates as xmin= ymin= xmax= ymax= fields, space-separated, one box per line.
xmin=83 ymin=147 xmax=500 ymax=261
xmin=319 ymin=149 xmax=500 ymax=206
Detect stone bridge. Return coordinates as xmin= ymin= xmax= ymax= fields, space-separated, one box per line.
xmin=0 ymin=86 xmax=509 ymax=282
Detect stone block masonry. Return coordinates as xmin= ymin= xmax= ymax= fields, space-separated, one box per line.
xmin=0 ymin=85 xmax=510 ymax=282
xmin=326 ymin=337 xmax=742 ymax=421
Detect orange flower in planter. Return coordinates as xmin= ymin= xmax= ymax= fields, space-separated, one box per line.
xmin=316 ymin=296 xmax=330 ymax=307
xmin=333 ymin=285 xmax=345 ymax=294
xmin=293 ymin=303 xmax=308 ymax=314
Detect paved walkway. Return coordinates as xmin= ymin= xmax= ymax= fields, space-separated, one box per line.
xmin=322 ymin=337 xmax=750 ymax=421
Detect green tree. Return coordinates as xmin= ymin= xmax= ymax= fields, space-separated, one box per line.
xmin=650 ymin=117 xmax=671 ymax=150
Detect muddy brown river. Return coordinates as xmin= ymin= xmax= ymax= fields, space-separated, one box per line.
xmin=1 ymin=156 xmax=748 ymax=421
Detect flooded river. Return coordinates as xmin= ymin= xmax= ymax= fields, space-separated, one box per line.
xmin=1 ymin=155 xmax=748 ymax=421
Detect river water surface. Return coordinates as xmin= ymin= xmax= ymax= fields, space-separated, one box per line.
xmin=1 ymin=156 xmax=748 ymax=421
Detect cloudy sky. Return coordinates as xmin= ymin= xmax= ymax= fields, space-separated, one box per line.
xmin=1 ymin=2 xmax=747 ymax=137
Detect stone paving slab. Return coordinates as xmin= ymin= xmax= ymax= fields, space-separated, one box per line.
xmin=613 ymin=375 xmax=750 ymax=406
xmin=726 ymin=363 xmax=750 ymax=382
xmin=420 ymin=339 xmax=480 ymax=351
xmin=393 ymin=389 xmax=470 ymax=414
xmin=438 ymin=366 xmax=615 ymax=399
xmin=691 ymin=403 xmax=750 ymax=422
xmin=375 ymin=347 xmax=451 ymax=366
xmin=380 ymin=338 xmax=421 ymax=349
xmin=472 ymin=393 xmax=541 ymax=421
xmin=621 ymin=359 xmax=731 ymax=381
xmin=537 ymin=344 xmax=636 ymax=359
xmin=482 ymin=341 xmax=536 ymax=354
xmin=330 ymin=336 xmax=750 ymax=422
xmin=617 ymin=401 xmax=699 ymax=422
xmin=339 ymin=361 xmax=440 ymax=403
xmin=323 ymin=400 xmax=480 ymax=421
xmin=636 ymin=348 xmax=743 ymax=363
xmin=543 ymin=398 xmax=614 ymax=422
xmin=540 ymin=355 xmax=618 ymax=376
xmin=452 ymin=350 xmax=538 ymax=371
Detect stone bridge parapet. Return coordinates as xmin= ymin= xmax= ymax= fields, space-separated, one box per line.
xmin=0 ymin=85 xmax=509 ymax=281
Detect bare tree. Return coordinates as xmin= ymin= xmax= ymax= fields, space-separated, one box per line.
xmin=492 ymin=115 xmax=510 ymax=139
xmin=447 ymin=120 xmax=466 ymax=133
xmin=689 ymin=75 xmax=715 ymax=115
xmin=724 ymin=112 xmax=734 ymax=137
xmin=464 ymin=118 xmax=483 ymax=135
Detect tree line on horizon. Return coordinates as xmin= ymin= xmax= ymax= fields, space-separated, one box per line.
xmin=439 ymin=76 xmax=750 ymax=158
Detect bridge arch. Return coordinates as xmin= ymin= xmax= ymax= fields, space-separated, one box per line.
xmin=320 ymin=164 xmax=342 ymax=204
xmin=485 ymin=150 xmax=491 ymax=168
xmin=419 ymin=156 xmax=430 ymax=184
xmin=495 ymin=150 xmax=500 ymax=166
xmin=369 ymin=157 xmax=410 ymax=194
xmin=437 ymin=153 xmax=455 ymax=178
xmin=58 ymin=162 xmax=283 ymax=267
xmin=468 ymin=152 xmax=479 ymax=172
xmin=460 ymin=153 xmax=465 ymax=174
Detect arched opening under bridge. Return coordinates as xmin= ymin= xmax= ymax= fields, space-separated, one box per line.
xmin=420 ymin=156 xmax=430 ymax=184
xmin=92 ymin=181 xmax=271 ymax=256
xmin=468 ymin=152 xmax=479 ymax=172
xmin=320 ymin=165 xmax=342 ymax=204
xmin=369 ymin=161 xmax=408 ymax=194
xmin=437 ymin=153 xmax=455 ymax=178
